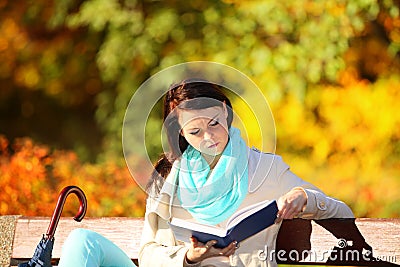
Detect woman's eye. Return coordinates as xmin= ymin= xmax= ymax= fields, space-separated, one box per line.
xmin=209 ymin=120 xmax=219 ymax=127
xmin=189 ymin=129 xmax=200 ymax=135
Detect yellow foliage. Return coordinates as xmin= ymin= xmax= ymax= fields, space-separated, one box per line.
xmin=271 ymin=76 xmax=400 ymax=217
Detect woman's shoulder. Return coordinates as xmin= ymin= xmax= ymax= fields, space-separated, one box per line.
xmin=247 ymin=147 xmax=287 ymax=170
xmin=247 ymin=147 xmax=290 ymax=192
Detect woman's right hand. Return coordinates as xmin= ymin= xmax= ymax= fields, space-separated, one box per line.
xmin=185 ymin=237 xmax=237 ymax=264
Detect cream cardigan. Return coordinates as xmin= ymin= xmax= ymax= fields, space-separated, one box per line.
xmin=139 ymin=148 xmax=354 ymax=267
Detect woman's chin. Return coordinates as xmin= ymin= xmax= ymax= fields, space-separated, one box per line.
xmin=201 ymin=149 xmax=223 ymax=158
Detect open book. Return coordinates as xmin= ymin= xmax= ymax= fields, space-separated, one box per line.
xmin=168 ymin=199 xmax=278 ymax=248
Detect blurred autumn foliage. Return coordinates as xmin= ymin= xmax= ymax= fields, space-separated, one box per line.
xmin=0 ymin=0 xmax=400 ymax=218
xmin=0 ymin=135 xmax=146 ymax=217
xmin=274 ymin=76 xmax=400 ymax=217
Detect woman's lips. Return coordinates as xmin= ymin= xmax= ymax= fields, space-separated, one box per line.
xmin=208 ymin=142 xmax=219 ymax=148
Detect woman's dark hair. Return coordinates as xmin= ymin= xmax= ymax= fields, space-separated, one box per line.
xmin=146 ymin=79 xmax=233 ymax=195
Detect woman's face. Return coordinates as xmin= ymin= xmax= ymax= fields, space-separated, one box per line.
xmin=178 ymin=105 xmax=229 ymax=156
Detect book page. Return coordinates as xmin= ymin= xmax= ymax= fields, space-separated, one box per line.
xmin=170 ymin=199 xmax=276 ymax=240
xmin=170 ymin=217 xmax=228 ymax=237
xmin=226 ymin=199 xmax=276 ymax=229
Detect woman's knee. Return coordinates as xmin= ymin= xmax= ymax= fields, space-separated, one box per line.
xmin=60 ymin=229 xmax=104 ymax=266
xmin=64 ymin=228 xmax=99 ymax=247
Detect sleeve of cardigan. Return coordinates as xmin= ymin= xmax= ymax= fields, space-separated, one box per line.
xmin=274 ymin=155 xmax=354 ymax=219
xmin=138 ymin=199 xmax=202 ymax=267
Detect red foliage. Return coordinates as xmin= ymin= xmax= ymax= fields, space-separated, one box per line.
xmin=0 ymin=135 xmax=146 ymax=217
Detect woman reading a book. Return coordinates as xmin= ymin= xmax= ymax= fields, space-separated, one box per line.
xmin=57 ymin=78 xmax=354 ymax=267
xmin=139 ymin=79 xmax=354 ymax=267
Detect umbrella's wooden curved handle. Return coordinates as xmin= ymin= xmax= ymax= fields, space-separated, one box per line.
xmin=46 ymin=186 xmax=87 ymax=239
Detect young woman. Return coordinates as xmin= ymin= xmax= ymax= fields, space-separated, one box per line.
xmin=139 ymin=80 xmax=354 ymax=267
xmin=58 ymin=79 xmax=353 ymax=267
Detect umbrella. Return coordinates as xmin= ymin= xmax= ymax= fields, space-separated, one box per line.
xmin=18 ymin=185 xmax=87 ymax=267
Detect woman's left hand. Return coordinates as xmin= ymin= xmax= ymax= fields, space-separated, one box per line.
xmin=276 ymin=188 xmax=307 ymax=223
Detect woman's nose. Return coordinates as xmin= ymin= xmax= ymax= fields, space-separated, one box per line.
xmin=203 ymin=130 xmax=214 ymax=140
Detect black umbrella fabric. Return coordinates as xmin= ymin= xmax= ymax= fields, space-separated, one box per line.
xmin=18 ymin=186 xmax=87 ymax=267
xmin=18 ymin=236 xmax=54 ymax=267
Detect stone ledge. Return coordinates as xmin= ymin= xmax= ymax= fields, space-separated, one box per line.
xmin=0 ymin=215 xmax=20 ymax=267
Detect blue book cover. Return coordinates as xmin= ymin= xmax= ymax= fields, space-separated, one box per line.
xmin=169 ymin=199 xmax=278 ymax=248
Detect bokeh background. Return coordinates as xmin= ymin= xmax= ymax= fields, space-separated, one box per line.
xmin=1 ymin=0 xmax=399 ymax=219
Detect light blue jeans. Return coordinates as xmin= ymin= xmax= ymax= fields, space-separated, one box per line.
xmin=58 ymin=228 xmax=136 ymax=267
